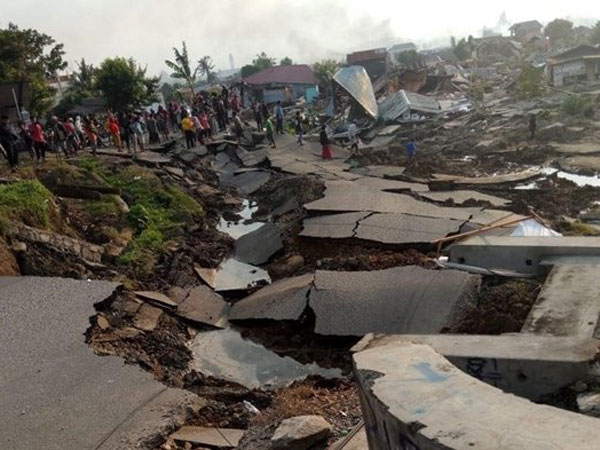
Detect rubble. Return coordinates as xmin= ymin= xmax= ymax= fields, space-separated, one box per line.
xmin=271 ymin=415 xmax=333 ymax=450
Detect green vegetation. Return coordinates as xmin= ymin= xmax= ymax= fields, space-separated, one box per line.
xmin=83 ymin=197 xmax=120 ymax=217
xmin=0 ymin=180 xmax=54 ymax=228
xmin=544 ymin=19 xmax=573 ymax=45
xmin=105 ymin=167 xmax=203 ymax=275
xmin=561 ymin=95 xmax=595 ymax=118
xmin=241 ymin=52 xmax=277 ymax=78
xmin=96 ymin=57 xmax=158 ymax=110
xmin=76 ymin=156 xmax=111 ymax=179
xmin=558 ymin=220 xmax=600 ymax=236
xmin=313 ymin=59 xmax=340 ymax=94
xmin=591 ymin=21 xmax=600 ymax=45
xmin=0 ymin=23 xmax=67 ymax=116
xmin=517 ymin=65 xmax=545 ymax=99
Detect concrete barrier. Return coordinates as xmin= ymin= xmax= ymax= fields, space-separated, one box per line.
xmin=354 ymin=341 xmax=600 ymax=450
xmin=353 ymin=334 xmax=598 ymax=401
xmin=448 ymin=236 xmax=600 ymax=275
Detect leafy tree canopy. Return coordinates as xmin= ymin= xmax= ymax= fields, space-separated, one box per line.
xmin=280 ymin=57 xmax=293 ymax=66
xmin=96 ymin=57 xmax=158 ymax=110
xmin=544 ymin=19 xmax=574 ymax=44
xmin=313 ymin=59 xmax=340 ymax=90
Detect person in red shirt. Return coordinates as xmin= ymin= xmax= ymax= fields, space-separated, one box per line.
xmin=108 ymin=116 xmax=122 ymax=150
xmin=29 ymin=117 xmax=46 ymax=163
xmin=199 ymin=111 xmax=211 ymax=142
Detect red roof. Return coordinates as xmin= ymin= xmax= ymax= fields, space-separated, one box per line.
xmin=243 ymin=64 xmax=317 ymax=86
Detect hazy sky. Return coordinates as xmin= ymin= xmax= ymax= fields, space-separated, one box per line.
xmin=2 ymin=0 xmax=600 ymax=76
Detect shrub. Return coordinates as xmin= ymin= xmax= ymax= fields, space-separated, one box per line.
xmin=0 ymin=180 xmax=54 ymax=228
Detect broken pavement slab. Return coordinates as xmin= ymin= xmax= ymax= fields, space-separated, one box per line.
xmin=195 ymin=259 xmax=271 ymax=292
xmin=170 ymin=425 xmax=245 ymax=448
xmin=230 ymin=273 xmax=314 ymax=321
xmin=133 ymin=303 xmax=163 ymax=331
xmin=420 ymin=190 xmax=511 ymax=207
xmin=176 ymin=285 xmax=229 ymax=328
xmin=300 ymin=212 xmax=370 ymax=239
xmin=355 ymin=213 xmax=464 ymax=244
xmin=0 ymin=276 xmax=200 ymax=450
xmin=220 ymin=170 xmax=271 ymax=195
xmin=135 ymin=290 xmax=178 ymax=308
xmin=431 ymin=169 xmax=542 ymax=186
xmin=353 ymin=341 xmax=600 ymax=450
xmin=309 ymin=266 xmax=480 ymax=336
xmin=234 ymin=223 xmax=283 ymax=265
xmin=551 ymin=142 xmax=600 ymax=155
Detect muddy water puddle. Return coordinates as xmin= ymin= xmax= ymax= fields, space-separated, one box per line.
xmin=191 ymin=329 xmax=342 ymax=389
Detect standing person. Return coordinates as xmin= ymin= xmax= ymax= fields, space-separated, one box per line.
xmin=199 ymin=110 xmax=211 ymax=142
xmin=347 ymin=122 xmax=358 ymax=152
xmin=74 ymin=115 xmax=85 ymax=149
xmin=529 ymin=114 xmax=537 ymax=140
xmin=108 ymin=116 xmax=122 ymax=150
xmin=29 ymin=117 xmax=46 ymax=163
xmin=265 ymin=115 xmax=276 ymax=148
xmin=232 ymin=111 xmax=244 ymax=143
xmin=50 ymin=116 xmax=67 ymax=156
xmin=0 ymin=115 xmax=19 ymax=171
xmin=216 ymin=98 xmax=226 ymax=131
xmin=84 ymin=117 xmax=98 ymax=155
xmin=274 ymin=101 xmax=284 ymax=135
xmin=295 ymin=111 xmax=304 ymax=146
xmin=254 ymin=102 xmax=263 ymax=131
xmin=146 ymin=114 xmax=159 ymax=144
xmin=320 ymin=125 xmax=332 ymax=160
xmin=181 ymin=112 xmax=196 ymax=149
xmin=405 ymin=139 xmax=416 ymax=160
xmin=260 ymin=102 xmax=269 ymax=124
xmin=64 ymin=118 xmax=78 ymax=155
xmin=18 ymin=120 xmax=34 ymax=159
xmin=133 ymin=115 xmax=145 ymax=152
xmin=192 ymin=114 xmax=204 ymax=144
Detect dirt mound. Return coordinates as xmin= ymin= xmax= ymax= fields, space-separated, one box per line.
xmin=0 ymin=237 xmax=19 ymax=275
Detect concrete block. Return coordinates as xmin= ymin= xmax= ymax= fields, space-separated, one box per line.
xmin=354 ymin=333 xmax=598 ymax=401
xmin=353 ymin=341 xmax=600 ymax=450
xmin=448 ymin=236 xmax=600 ymax=275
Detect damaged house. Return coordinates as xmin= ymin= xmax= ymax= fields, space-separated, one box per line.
xmin=547 ymin=45 xmax=600 ymax=86
xmin=509 ymin=20 xmax=543 ymax=44
xmin=243 ymin=64 xmax=319 ymax=104
xmin=378 ymin=89 xmax=441 ymax=122
xmin=346 ymin=48 xmax=390 ymax=80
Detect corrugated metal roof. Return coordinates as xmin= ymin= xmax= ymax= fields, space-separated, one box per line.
xmin=243 ymin=64 xmax=317 ymax=86
xmin=333 ymin=66 xmax=378 ymax=119
xmin=378 ymin=90 xmax=441 ymax=121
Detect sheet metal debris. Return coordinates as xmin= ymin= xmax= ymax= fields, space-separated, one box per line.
xmin=333 ymin=66 xmax=379 ymax=119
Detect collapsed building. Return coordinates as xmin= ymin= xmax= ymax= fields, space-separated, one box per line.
xmin=547 ymin=44 xmax=600 ymax=87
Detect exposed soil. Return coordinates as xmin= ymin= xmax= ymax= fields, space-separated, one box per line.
xmin=447 ymin=276 xmax=543 ymax=335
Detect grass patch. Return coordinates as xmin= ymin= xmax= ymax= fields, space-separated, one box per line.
xmin=76 ymin=157 xmax=111 ymax=179
xmin=557 ymin=219 xmax=600 ymax=236
xmin=104 ymin=166 xmax=203 ymax=276
xmin=83 ymin=196 xmax=121 ymax=217
xmin=0 ymin=180 xmax=54 ymax=228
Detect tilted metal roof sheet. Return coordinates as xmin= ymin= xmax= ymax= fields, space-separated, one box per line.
xmin=333 ymin=66 xmax=379 ymax=119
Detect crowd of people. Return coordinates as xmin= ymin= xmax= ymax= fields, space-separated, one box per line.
xmin=1 ymin=85 xmax=338 ymax=172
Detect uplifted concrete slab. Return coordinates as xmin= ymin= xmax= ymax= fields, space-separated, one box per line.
xmin=523 ymin=263 xmax=600 ymax=338
xmin=420 ymin=190 xmax=511 ymax=207
xmin=236 ymin=147 xmax=269 ymax=166
xmin=235 ymin=223 xmax=283 ymax=265
xmin=360 ymin=165 xmax=406 ymax=179
xmin=355 ymin=213 xmax=464 ymax=244
xmin=300 ymin=212 xmax=370 ymax=239
xmin=230 ymin=273 xmax=314 ymax=321
xmin=352 ymin=176 xmax=428 ymax=193
xmin=562 ymin=156 xmax=600 ymax=173
xmin=0 ymin=277 xmax=197 ymax=450
xmin=432 ymin=169 xmax=541 ymax=185
xmin=355 ymin=334 xmax=598 ymax=401
xmin=176 ymin=285 xmax=229 ymax=328
xmin=354 ymin=342 xmax=600 ymax=450
xmin=304 ymin=181 xmax=475 ymax=221
xmin=195 ymin=259 xmax=271 ymax=292
xmin=309 ymin=266 xmax=479 ymax=336
xmin=171 ymin=426 xmax=245 ymax=447
xmin=220 ymin=171 xmax=271 ymax=195
xmin=552 ymin=142 xmax=600 ymax=155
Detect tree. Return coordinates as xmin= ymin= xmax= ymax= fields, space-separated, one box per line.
xmin=591 ymin=21 xmax=600 ymax=45
xmin=165 ymin=41 xmax=199 ymax=100
xmin=252 ymin=52 xmax=275 ymax=70
xmin=517 ymin=65 xmax=545 ymax=99
xmin=544 ymin=19 xmax=573 ymax=44
xmin=313 ymin=59 xmax=340 ymax=93
xmin=198 ymin=56 xmax=216 ymax=83
xmin=0 ymin=23 xmax=66 ymax=115
xmin=96 ymin=57 xmax=158 ymax=110
xmin=69 ymin=58 xmax=96 ymax=93
xmin=280 ymin=57 xmax=293 ymax=66
xmin=241 ymin=64 xmax=260 ymax=79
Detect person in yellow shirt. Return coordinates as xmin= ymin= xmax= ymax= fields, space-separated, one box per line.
xmin=181 ymin=112 xmax=196 ymax=149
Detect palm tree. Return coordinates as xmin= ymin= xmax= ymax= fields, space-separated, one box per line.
xmin=198 ymin=56 xmax=216 ymax=83
xmin=165 ymin=41 xmax=199 ymax=101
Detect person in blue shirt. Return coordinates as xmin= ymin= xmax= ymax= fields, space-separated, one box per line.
xmin=405 ymin=139 xmax=416 ymax=160
xmin=274 ymin=101 xmax=285 ymax=135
